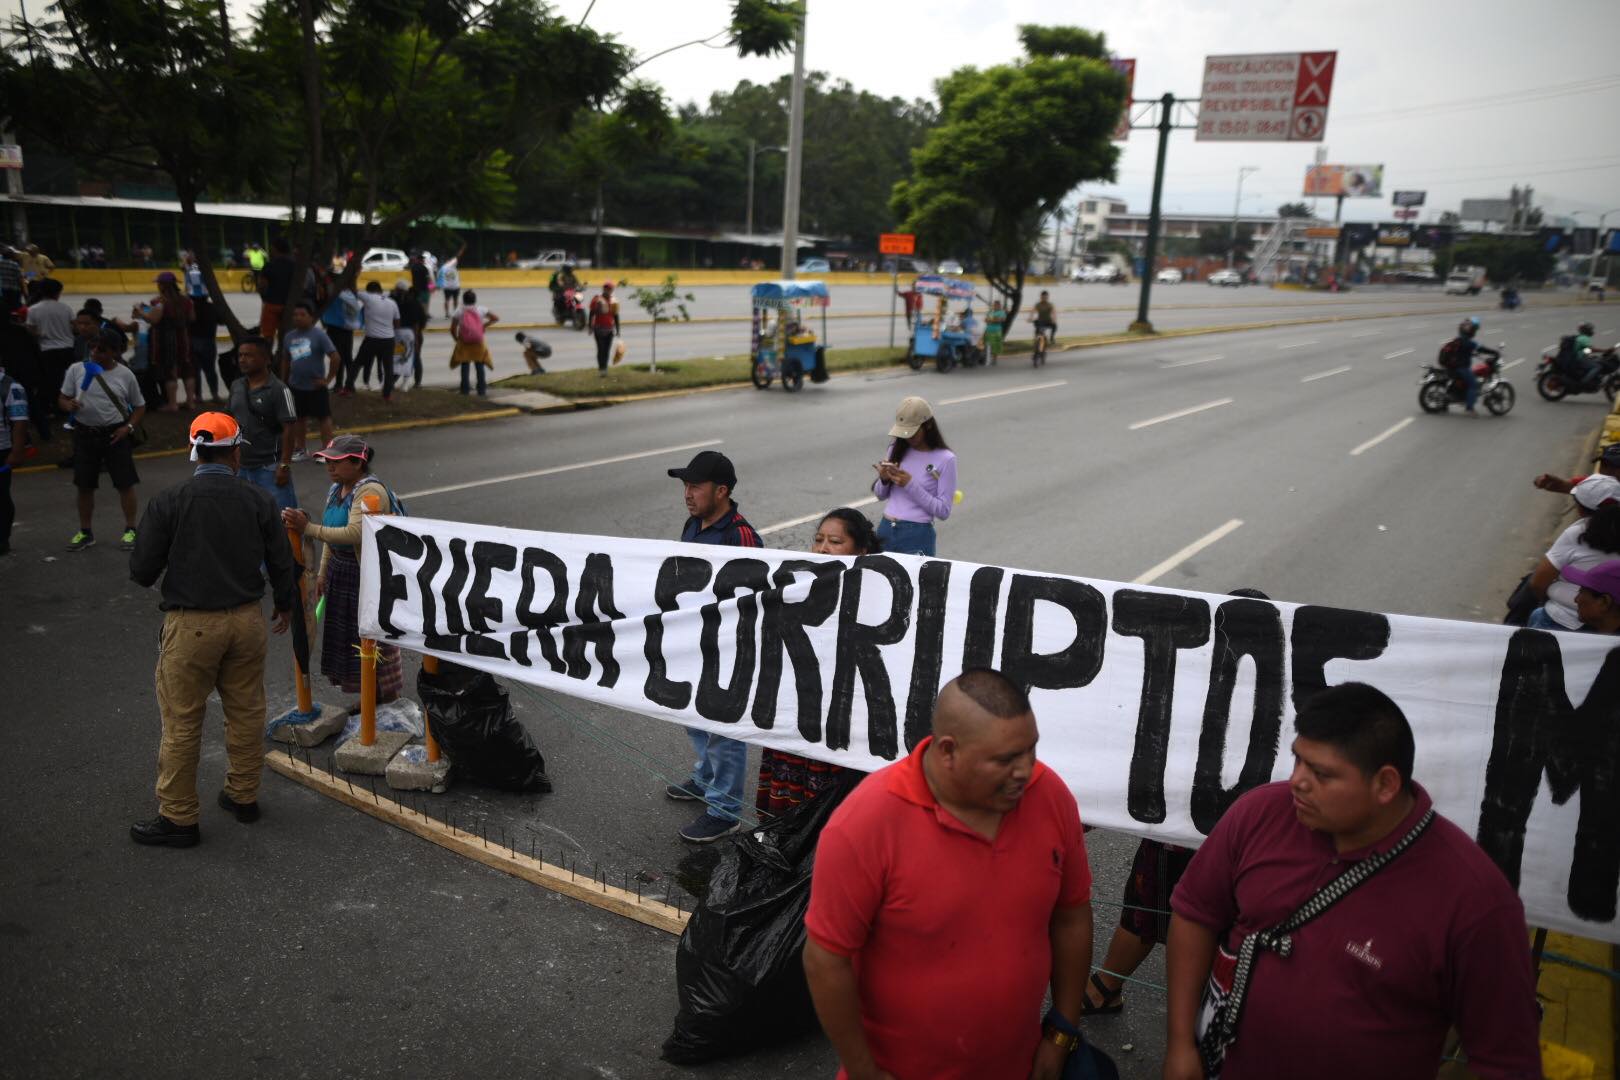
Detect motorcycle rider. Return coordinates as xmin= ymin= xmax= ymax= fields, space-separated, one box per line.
xmin=1443 ymin=317 xmax=1499 ymax=417
xmin=548 ymin=263 xmax=581 ymax=321
xmin=1569 ymin=321 xmax=1607 ymax=391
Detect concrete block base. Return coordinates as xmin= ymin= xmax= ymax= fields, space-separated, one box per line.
xmin=386 ymin=750 xmax=452 ymax=793
xmin=268 ymin=703 xmax=349 ymax=747
xmin=333 ymin=730 xmax=413 ymax=775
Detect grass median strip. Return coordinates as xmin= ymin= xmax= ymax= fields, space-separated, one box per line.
xmin=497 ymin=345 xmax=910 ymax=398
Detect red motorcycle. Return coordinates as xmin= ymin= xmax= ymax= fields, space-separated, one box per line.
xmin=552 ymin=286 xmax=588 ymax=331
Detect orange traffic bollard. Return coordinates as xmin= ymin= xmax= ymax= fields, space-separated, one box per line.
xmin=287 ymin=528 xmax=315 ymax=716
xmin=421 ymin=655 xmax=442 ymax=763
xmin=357 ymin=488 xmax=385 ymax=747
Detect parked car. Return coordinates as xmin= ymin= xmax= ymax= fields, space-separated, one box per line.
xmin=1092 ymin=263 xmax=1124 ymax=283
xmin=936 ymin=259 xmax=965 ymax=275
xmin=1207 ymin=268 xmax=1244 ymax=287
xmin=1070 ymin=265 xmax=1095 ymax=283
xmin=515 ymin=249 xmax=592 ymax=270
xmin=796 ymin=258 xmax=831 ymax=273
xmin=1155 ymin=268 xmax=1184 ymax=285
xmin=359 ymin=247 xmax=409 ymax=272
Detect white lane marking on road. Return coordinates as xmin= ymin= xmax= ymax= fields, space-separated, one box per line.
xmin=939 ymin=380 xmax=1067 ymax=406
xmin=1349 ymin=417 xmax=1414 ymax=457
xmin=1502 ymin=357 xmax=1526 ymax=370
xmin=758 ymin=496 xmax=880 ymax=537
xmin=1383 ymin=348 xmax=1415 ymax=360
xmin=1350 ymin=329 xmax=1382 ymax=338
xmin=1133 ymin=519 xmax=1246 ymax=586
xmin=402 ymin=439 xmax=724 ymax=499
xmin=1127 ymin=397 xmax=1235 ymax=431
xmin=1161 ymin=354 xmax=1223 ymax=368
xmin=1301 ymin=365 xmax=1352 ymax=382
xmin=1276 ymin=340 xmax=1319 ymax=350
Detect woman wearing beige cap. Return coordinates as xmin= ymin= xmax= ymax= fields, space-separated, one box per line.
xmin=871 ymin=395 xmax=956 ymax=556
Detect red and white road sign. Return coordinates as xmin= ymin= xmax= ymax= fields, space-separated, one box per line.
xmin=1197 ymin=51 xmax=1337 ymax=142
xmin=1393 ymin=208 xmax=1420 ymax=220
xmin=1110 ymin=58 xmax=1136 ymax=141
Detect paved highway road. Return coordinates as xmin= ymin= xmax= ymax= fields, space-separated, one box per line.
xmin=3 ymin=301 xmax=1607 ymax=1078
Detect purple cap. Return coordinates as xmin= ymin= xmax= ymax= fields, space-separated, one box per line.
xmin=1561 ymin=561 xmax=1620 ymax=600
xmin=154 ymin=271 xmax=178 ymax=285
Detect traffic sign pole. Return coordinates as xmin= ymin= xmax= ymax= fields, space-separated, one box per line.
xmin=1131 ymin=93 xmax=1175 ymax=333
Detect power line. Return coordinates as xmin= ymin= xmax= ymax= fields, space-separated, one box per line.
xmin=1334 ymin=75 xmax=1620 ymax=125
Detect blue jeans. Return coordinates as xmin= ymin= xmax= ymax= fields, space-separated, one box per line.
xmin=459 ymin=363 xmax=487 ymax=394
xmin=1457 ymin=365 xmax=1479 ymax=410
xmin=877 ymin=517 xmax=936 ymax=557
xmin=240 ymin=465 xmax=299 ymax=511
xmin=1527 ymin=606 xmax=1564 ymax=631
xmin=687 ymin=729 xmax=748 ymax=821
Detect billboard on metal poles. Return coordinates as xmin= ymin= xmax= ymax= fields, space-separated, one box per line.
xmin=1196 ymin=51 xmax=1336 ymax=141
xmin=1303 ymin=164 xmax=1384 ymax=198
xmin=1110 ymin=58 xmax=1136 ymax=141
xmin=1460 ymin=198 xmax=1515 ymax=223
xmin=1392 ymin=190 xmax=1426 ymax=208
xmin=1376 ymin=224 xmax=1413 ymax=246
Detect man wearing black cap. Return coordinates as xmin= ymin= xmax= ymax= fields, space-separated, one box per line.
xmin=1534 ymin=442 xmax=1620 ymax=495
xmin=666 ymin=449 xmax=761 ymax=842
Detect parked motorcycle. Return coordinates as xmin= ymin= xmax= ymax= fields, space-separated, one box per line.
xmin=1535 ymin=345 xmax=1620 ymax=402
xmin=552 ymin=286 xmax=588 ymax=331
xmin=1418 ymin=349 xmax=1515 ymax=415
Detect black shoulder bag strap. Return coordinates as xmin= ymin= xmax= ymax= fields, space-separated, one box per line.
xmin=1199 ymin=807 xmax=1436 ymax=1072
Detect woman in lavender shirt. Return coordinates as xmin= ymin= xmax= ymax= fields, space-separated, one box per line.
xmin=871 ymin=395 xmax=956 ymax=556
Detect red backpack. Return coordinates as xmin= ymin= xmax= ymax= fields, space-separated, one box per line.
xmin=455 ymin=306 xmax=485 ymax=344
xmin=1438 ymin=338 xmax=1466 ymax=369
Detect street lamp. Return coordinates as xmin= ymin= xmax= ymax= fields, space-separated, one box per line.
xmin=745 ymin=139 xmax=788 ymax=237
xmin=1229 ymin=166 xmax=1258 ymax=269
xmin=1573 ymin=208 xmax=1620 ymax=289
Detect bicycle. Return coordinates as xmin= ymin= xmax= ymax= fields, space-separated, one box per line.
xmin=239 ymin=269 xmax=259 ymax=294
xmin=1032 ymin=324 xmax=1051 ymax=367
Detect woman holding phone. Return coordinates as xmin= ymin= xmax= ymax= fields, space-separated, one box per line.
xmin=870 ymin=395 xmax=956 ymax=557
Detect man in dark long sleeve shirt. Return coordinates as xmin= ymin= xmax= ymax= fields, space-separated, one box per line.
xmin=127 ymin=412 xmax=295 ymax=848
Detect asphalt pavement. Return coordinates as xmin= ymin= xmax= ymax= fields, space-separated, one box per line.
xmin=3 ymin=293 xmax=1605 ymax=1078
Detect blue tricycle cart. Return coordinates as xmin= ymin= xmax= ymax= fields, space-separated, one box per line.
xmin=750 ymin=279 xmax=830 ymax=393
xmin=905 ymin=275 xmax=985 ymax=372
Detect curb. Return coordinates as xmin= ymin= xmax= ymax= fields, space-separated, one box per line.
xmin=12 ymin=406 xmax=521 ymax=475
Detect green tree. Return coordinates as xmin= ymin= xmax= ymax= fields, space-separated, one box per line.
xmin=1450 ymin=236 xmax=1556 ymax=284
xmin=631 ymin=274 xmax=695 ymax=372
xmin=890 ymin=26 xmax=1126 ymax=321
xmin=1277 ymin=201 xmax=1313 ymax=219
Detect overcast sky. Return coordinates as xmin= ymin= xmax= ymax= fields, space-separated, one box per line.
xmin=559 ymin=0 xmax=1620 ymax=226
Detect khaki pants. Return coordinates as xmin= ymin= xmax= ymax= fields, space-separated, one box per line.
xmin=154 ymin=604 xmax=268 ymax=825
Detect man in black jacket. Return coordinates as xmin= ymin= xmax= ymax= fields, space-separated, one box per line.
xmin=128 ymin=412 xmax=296 ymax=847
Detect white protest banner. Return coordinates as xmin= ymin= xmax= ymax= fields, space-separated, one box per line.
xmin=360 ymin=516 xmax=1620 ymax=942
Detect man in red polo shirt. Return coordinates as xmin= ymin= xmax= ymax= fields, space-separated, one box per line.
xmin=803 ymin=668 xmax=1094 ymax=1080
xmin=1165 ymin=682 xmax=1540 ymax=1080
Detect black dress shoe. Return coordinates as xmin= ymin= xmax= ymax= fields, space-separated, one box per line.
xmin=130 ymin=815 xmax=200 ymax=847
xmin=217 ymin=790 xmax=261 ymax=823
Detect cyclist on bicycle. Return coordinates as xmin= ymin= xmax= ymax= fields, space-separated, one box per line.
xmin=1031 ymin=290 xmax=1057 ymax=348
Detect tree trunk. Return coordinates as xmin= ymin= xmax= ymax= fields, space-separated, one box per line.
xmin=649 ymin=318 xmax=656 ymax=373
xmin=284 ymin=0 xmax=325 ymax=379
xmin=593 ymin=180 xmax=606 ymax=271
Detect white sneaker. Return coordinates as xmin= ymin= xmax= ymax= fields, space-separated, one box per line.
xmin=290 ymin=449 xmax=309 ymax=463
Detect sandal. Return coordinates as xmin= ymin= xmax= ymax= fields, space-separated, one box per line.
xmin=1081 ymin=972 xmax=1124 ymax=1016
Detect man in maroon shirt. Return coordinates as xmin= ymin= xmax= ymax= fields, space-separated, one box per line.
xmin=803 ymin=668 xmax=1094 ymax=1080
xmin=1165 ymin=682 xmax=1541 ymax=1080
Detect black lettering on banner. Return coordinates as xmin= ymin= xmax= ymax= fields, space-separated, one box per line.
xmin=464 ymin=541 xmax=517 ymax=661
xmin=697 ymin=559 xmax=770 ymax=723
xmin=424 ymin=537 xmax=472 ymax=653
xmin=1289 ymin=605 xmax=1391 ymax=710
xmin=1000 ymin=574 xmax=1107 ymax=695
xmin=752 ymin=560 xmax=841 ymax=737
xmin=904 ymin=561 xmax=952 ymax=751
xmin=415 ymin=535 xmax=458 ymax=654
xmin=1112 ymin=590 xmax=1211 ymax=824
xmin=1477 ymin=631 xmax=1620 ymax=922
xmin=962 ymin=566 xmax=1004 ymax=670
xmin=828 ymin=556 xmax=913 ymax=758
xmin=1191 ymin=598 xmax=1286 ymax=834
xmin=561 ymin=553 xmax=625 ymax=687
xmin=515 ymin=547 xmax=569 ymax=673
xmin=644 ymin=556 xmax=713 ymax=710
xmin=374 ymin=524 xmax=424 ymax=639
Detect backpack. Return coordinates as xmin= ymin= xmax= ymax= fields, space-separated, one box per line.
xmin=455 ymin=306 xmax=485 ymax=345
xmin=333 ymin=477 xmax=409 ymax=518
xmin=1555 ymin=335 xmax=1580 ymax=372
xmin=1438 ymin=338 xmax=1467 ymax=369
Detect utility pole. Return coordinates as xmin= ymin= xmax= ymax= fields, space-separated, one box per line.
xmin=1130 ymin=93 xmax=1188 ymax=333
xmin=1229 ymin=166 xmax=1258 ymax=269
xmin=779 ymin=3 xmax=807 ymax=280
xmin=746 ymin=138 xmax=756 ymax=236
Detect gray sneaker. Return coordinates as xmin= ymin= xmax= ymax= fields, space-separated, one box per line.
xmin=679 ymin=813 xmax=743 ymax=844
xmin=665 ymin=780 xmax=705 ymax=802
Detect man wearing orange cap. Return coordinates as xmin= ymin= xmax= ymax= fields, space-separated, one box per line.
xmin=127 ymin=411 xmax=296 ymax=847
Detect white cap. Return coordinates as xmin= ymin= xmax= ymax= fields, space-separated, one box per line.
xmin=888 ymin=396 xmax=934 ymax=439
xmin=1574 ymin=474 xmax=1620 ymax=511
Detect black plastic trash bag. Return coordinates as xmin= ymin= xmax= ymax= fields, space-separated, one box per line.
xmin=661 ymin=771 xmax=863 ymax=1064
xmin=415 ymin=662 xmax=552 ymax=792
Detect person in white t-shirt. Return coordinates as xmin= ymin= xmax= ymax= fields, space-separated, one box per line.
xmin=437 ymin=242 xmax=466 ymax=316
xmin=1529 ymin=475 xmax=1620 ymax=630
xmin=352 ymin=281 xmax=400 ymax=399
